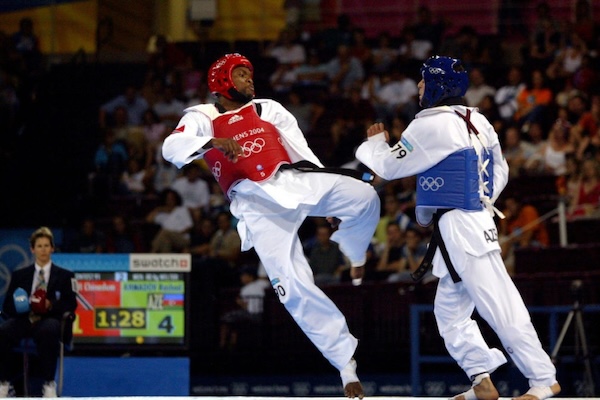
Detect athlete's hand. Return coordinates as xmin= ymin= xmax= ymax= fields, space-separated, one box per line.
xmin=209 ymin=138 xmax=243 ymax=162
xmin=367 ymin=122 xmax=389 ymax=141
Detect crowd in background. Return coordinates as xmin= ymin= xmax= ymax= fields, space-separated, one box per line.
xmin=1 ymin=2 xmax=600 ymax=289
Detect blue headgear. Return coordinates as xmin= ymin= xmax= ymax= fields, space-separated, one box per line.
xmin=420 ymin=56 xmax=468 ymax=108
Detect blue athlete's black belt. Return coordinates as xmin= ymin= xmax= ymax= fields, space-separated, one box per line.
xmin=280 ymin=161 xmax=374 ymax=183
xmin=411 ymin=208 xmax=462 ymax=284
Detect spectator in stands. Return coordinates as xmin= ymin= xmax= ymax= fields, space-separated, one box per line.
xmin=349 ymin=28 xmax=372 ymax=69
xmin=566 ymin=158 xmax=600 ymax=219
xmin=106 ymin=105 xmax=131 ymax=138
xmin=315 ymin=13 xmax=354 ymax=61
xmin=0 ymin=227 xmax=77 ymax=398
xmin=370 ymin=32 xmax=399 ymax=75
xmin=464 ymin=67 xmax=496 ymax=108
xmin=142 ymin=108 xmax=169 ymax=160
xmin=373 ymin=193 xmax=410 ymax=257
xmin=146 ymin=188 xmax=193 ymax=253
xmin=188 ymin=216 xmax=216 ymax=258
xmin=140 ymin=74 xmax=165 ymax=108
xmin=573 ymin=0 xmax=596 ymax=48
xmin=170 ymin=162 xmax=210 ymax=222
xmin=514 ymin=69 xmax=553 ymax=132
xmin=527 ymin=1 xmax=562 ymax=71
xmin=105 ymin=214 xmax=145 ymax=253
xmin=525 ymin=112 xmax=574 ymax=176
xmin=265 ymin=28 xmax=306 ymax=66
xmin=522 ymin=120 xmax=546 ymax=154
xmin=412 ymin=5 xmax=446 ymax=52
xmin=477 ymin=94 xmax=502 ymax=129
xmin=0 ymin=68 xmax=19 ymax=136
xmin=269 ymin=62 xmax=298 ymax=96
xmin=572 ymin=53 xmax=598 ymax=96
xmin=99 ymin=85 xmax=149 ymax=129
xmin=293 ymin=49 xmax=329 ymax=92
xmin=147 ymin=34 xmax=188 ymax=73
xmin=153 ymin=84 xmax=185 ymax=130
xmin=566 ymin=93 xmax=589 ymax=127
xmin=308 ymin=225 xmax=348 ymax=286
xmin=494 ymin=66 xmax=525 ymax=123
xmin=387 ymin=226 xmax=428 ymax=283
xmin=283 ymin=91 xmax=313 ymax=134
xmin=120 ymin=157 xmax=152 ymax=195
xmin=186 ymin=81 xmax=216 ymax=109
xmin=219 ymin=264 xmax=270 ymax=350
xmin=10 ymin=17 xmax=42 ymax=77
xmin=502 ymin=125 xmax=536 ymax=178
xmin=209 ymin=211 xmax=242 ymax=269
xmin=150 ymin=146 xmax=180 ymax=194
xmin=326 ymin=44 xmax=364 ymax=97
xmin=572 ymin=94 xmax=600 ymax=161
xmin=398 ymin=26 xmax=433 ymax=65
xmin=546 ymin=31 xmax=587 ymax=81
xmin=90 ymin=128 xmax=129 ymax=197
xmin=499 ymin=194 xmax=550 ymax=273
xmin=374 ymin=222 xmax=405 ymax=281
xmin=68 ymin=217 xmax=105 ymax=254
xmin=207 ymin=179 xmax=228 ymax=218
xmin=372 ymin=66 xmax=419 ymax=125
xmin=437 ymin=25 xmax=480 ymax=67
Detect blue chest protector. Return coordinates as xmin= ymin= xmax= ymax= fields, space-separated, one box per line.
xmin=417 ymin=148 xmax=494 ymax=213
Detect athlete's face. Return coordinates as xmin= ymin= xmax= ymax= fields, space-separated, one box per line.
xmin=418 ymin=79 xmax=425 ymax=105
xmin=232 ymin=66 xmax=255 ymax=98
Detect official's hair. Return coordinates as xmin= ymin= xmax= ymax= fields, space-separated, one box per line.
xmin=30 ymin=226 xmax=55 ymax=248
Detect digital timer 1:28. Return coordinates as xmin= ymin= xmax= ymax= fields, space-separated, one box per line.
xmin=95 ymin=308 xmax=147 ymax=329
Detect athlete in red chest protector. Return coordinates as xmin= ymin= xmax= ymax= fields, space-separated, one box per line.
xmin=163 ymin=53 xmax=380 ymax=399
xmin=204 ymin=102 xmax=291 ymax=198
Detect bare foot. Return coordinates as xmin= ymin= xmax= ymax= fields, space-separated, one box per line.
xmin=454 ymin=376 xmax=499 ymax=400
xmin=512 ymin=382 xmax=561 ymax=400
xmin=344 ymin=381 xmax=364 ymax=399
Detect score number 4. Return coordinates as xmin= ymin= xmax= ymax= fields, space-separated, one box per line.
xmin=95 ymin=308 xmax=176 ymax=333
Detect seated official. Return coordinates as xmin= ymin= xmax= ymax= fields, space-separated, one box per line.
xmin=0 ymin=227 xmax=77 ymax=398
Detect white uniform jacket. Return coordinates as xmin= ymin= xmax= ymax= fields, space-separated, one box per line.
xmin=163 ymin=99 xmax=330 ymax=249
xmin=356 ymin=105 xmax=510 ymax=278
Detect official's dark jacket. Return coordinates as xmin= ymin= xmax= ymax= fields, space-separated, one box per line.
xmin=2 ymin=263 xmax=77 ymax=320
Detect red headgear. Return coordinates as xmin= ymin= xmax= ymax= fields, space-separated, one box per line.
xmin=208 ymin=53 xmax=254 ymax=101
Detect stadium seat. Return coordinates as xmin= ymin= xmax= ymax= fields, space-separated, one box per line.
xmin=1 ymin=311 xmax=75 ymax=397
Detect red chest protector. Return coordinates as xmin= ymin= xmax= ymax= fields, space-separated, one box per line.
xmin=204 ymin=103 xmax=291 ymax=198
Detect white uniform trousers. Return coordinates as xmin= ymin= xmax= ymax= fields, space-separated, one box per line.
xmin=230 ymin=172 xmax=380 ymax=370
xmin=434 ymin=250 xmax=557 ymax=387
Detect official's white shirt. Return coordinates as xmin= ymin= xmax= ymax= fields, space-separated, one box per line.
xmin=32 ymin=262 xmax=51 ymax=293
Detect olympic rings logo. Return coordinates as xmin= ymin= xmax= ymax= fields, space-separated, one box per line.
xmin=419 ymin=176 xmax=445 ymax=191
xmin=212 ymin=161 xmax=222 ymax=180
xmin=241 ymin=138 xmax=266 ymax=157
xmin=428 ymin=67 xmax=444 ymax=75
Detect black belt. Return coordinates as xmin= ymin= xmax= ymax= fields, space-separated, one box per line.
xmin=411 ymin=208 xmax=462 ymax=284
xmin=280 ymin=161 xmax=374 ymax=183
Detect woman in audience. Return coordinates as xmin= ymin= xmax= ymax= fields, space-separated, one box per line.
xmin=566 ymin=158 xmax=600 ymax=218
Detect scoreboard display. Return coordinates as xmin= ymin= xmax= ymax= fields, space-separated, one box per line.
xmin=74 ymin=271 xmax=186 ymax=345
xmin=52 ymin=253 xmax=190 ymax=349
